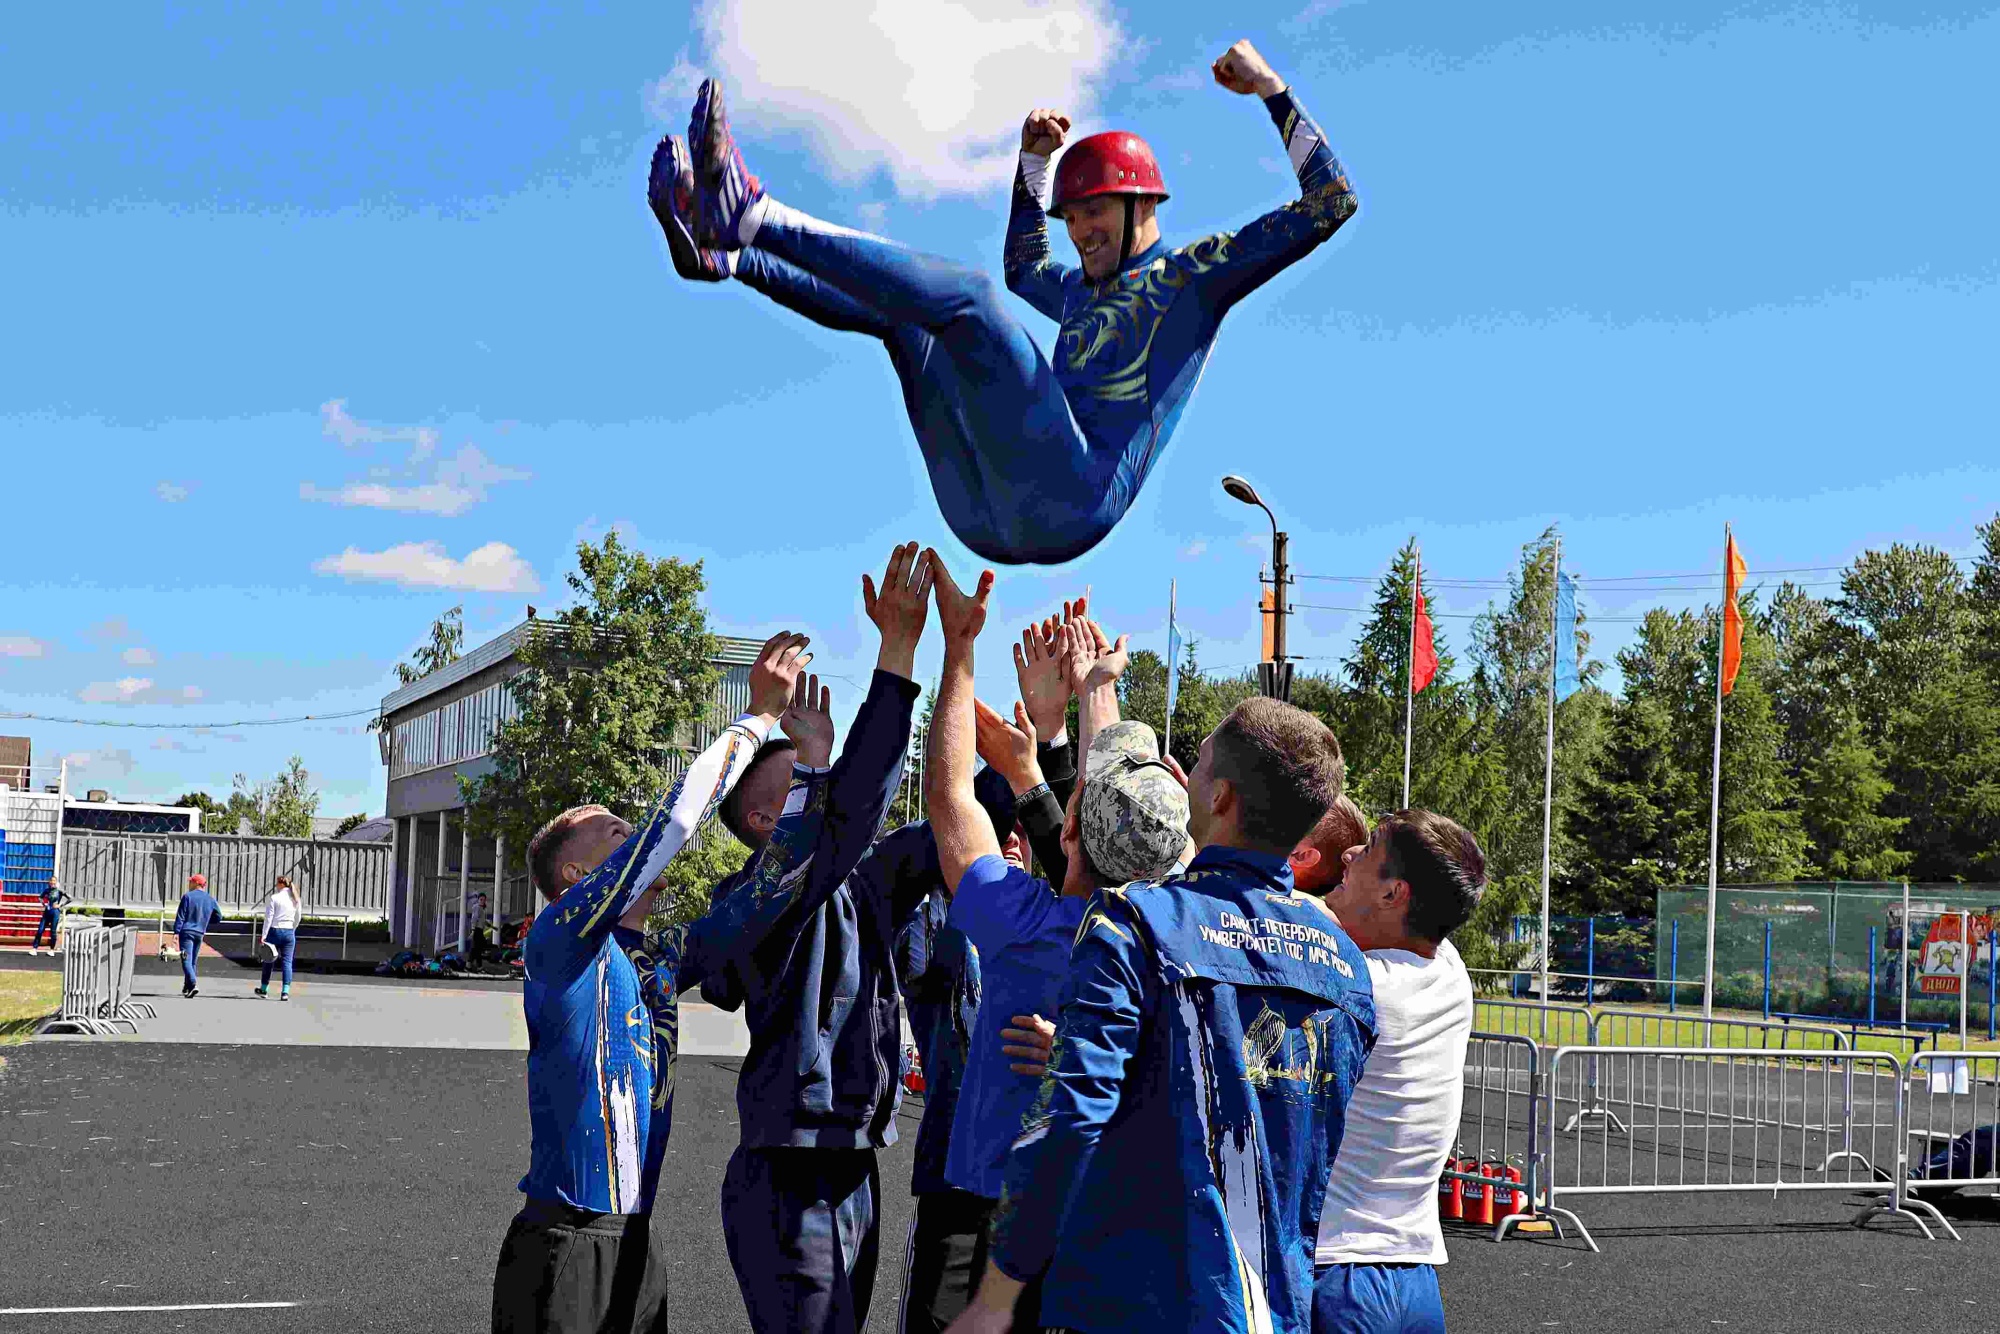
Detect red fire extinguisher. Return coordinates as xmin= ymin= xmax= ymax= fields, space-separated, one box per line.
xmin=1468 ymin=1162 xmax=1499 ymax=1227
xmin=1499 ymin=1157 xmax=1525 ymax=1215
xmin=1438 ymin=1149 xmax=1466 ymax=1220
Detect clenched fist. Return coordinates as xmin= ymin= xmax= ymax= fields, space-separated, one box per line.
xmin=1020 ymin=107 xmax=1071 ymax=155
xmin=1212 ymin=39 xmax=1285 ymax=98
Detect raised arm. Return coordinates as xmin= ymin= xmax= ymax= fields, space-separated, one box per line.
xmin=1002 ymin=109 xmax=1074 ymax=322
xmin=1184 ymin=40 xmax=1358 ymax=321
xmin=1060 ymin=616 xmax=1127 ymax=759
xmin=924 ymin=557 xmax=1001 ymax=896
xmin=531 ymin=631 xmax=809 ymax=984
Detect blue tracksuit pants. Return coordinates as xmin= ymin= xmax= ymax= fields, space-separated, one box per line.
xmin=1312 ymin=1262 xmax=1446 ymax=1334
xmin=720 ymin=1144 xmax=879 ymax=1334
xmin=177 ymin=930 xmax=203 ymax=990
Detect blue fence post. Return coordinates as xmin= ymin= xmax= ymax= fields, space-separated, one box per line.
xmin=1586 ymin=917 xmax=1596 ymax=1004
xmin=1763 ymin=920 xmax=1774 ymax=1020
xmin=1976 ymin=928 xmax=1992 ymax=1040
xmin=1670 ymin=920 xmax=1680 ymax=1014
xmin=1868 ymin=926 xmax=1878 ymax=1029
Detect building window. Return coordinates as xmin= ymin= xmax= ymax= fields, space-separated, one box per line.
xmin=388 ymin=680 xmax=520 ymax=780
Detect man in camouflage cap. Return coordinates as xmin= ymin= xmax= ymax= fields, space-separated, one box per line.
xmin=1079 ymin=720 xmax=1194 ymax=884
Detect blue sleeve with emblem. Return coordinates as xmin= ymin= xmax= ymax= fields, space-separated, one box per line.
xmin=1003 ymin=151 xmax=1072 ymax=323
xmin=1184 ymin=86 xmax=1357 ymax=322
xmin=988 ymin=891 xmax=1150 ymax=1283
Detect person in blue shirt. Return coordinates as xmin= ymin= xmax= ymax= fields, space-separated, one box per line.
xmin=171 ymin=874 xmax=222 ymax=997
xmin=938 ymin=622 xmax=1375 ymax=1332
xmin=490 ymin=624 xmax=831 ymax=1334
xmin=922 ymin=574 xmax=1193 ymax=1333
xmin=647 ymin=39 xmax=1356 ymax=566
xmin=31 ymin=878 xmax=70 ymax=955
xmin=693 ymin=544 xmax=938 ymax=1334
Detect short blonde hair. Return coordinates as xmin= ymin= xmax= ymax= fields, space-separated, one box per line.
xmin=528 ymin=804 xmax=613 ymax=899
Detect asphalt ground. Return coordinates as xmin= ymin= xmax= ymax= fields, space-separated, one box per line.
xmin=2 ymin=1041 xmax=1996 ymax=1333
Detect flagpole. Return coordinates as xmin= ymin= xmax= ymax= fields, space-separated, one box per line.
xmin=1403 ymin=543 xmax=1418 ymax=810
xmin=1539 ymin=537 xmax=1560 ymax=1006
xmin=1164 ymin=579 xmax=1177 ymax=760
xmin=1702 ymin=522 xmax=1730 ymax=1020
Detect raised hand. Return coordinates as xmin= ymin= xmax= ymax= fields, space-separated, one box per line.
xmin=747 ymin=631 xmax=812 ymax=720
xmin=974 ymin=698 xmax=1041 ymax=792
xmin=1212 ymin=38 xmax=1285 ymax=98
xmin=1020 ymin=107 xmax=1072 ymax=155
xmin=932 ymin=554 xmax=995 ymax=645
xmin=1014 ymin=623 xmax=1070 ymax=740
xmin=780 ymin=671 xmax=834 ymax=769
xmin=1059 ymin=618 xmax=1097 ymax=697
xmin=862 ymin=541 xmax=934 ymax=679
xmin=1085 ymin=624 xmax=1129 ymax=692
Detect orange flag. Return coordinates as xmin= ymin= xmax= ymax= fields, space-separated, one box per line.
xmin=1411 ymin=570 xmax=1439 ymax=694
xmin=1721 ymin=530 xmax=1747 ymax=695
xmin=1260 ymin=586 xmax=1276 ymax=662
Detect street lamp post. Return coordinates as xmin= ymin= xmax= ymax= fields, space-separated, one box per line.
xmin=1222 ymin=475 xmax=1291 ymax=702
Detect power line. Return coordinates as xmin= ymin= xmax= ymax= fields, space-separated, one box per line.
xmin=0 ymin=706 xmax=379 ymax=730
xmin=1293 ymin=556 xmax=1979 ymax=588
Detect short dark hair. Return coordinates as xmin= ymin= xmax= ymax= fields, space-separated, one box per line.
xmin=1378 ymin=809 xmax=1486 ymax=942
xmin=527 ymin=803 xmax=612 ymax=899
xmin=1209 ymin=697 xmax=1345 ymax=851
xmin=717 ymin=738 xmax=797 ymax=846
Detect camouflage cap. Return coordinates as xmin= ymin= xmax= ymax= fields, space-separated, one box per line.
xmin=1081 ymin=721 xmax=1191 ymax=884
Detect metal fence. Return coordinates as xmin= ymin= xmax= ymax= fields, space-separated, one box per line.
xmin=58 ymin=831 xmax=392 ymax=918
xmin=1901 ymin=1051 xmax=2000 ymax=1239
xmin=1453 ymin=1033 xmax=1566 ymax=1242
xmin=38 ymin=924 xmax=142 ymax=1036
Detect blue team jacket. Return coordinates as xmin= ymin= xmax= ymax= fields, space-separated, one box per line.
xmin=992 ymin=846 xmax=1377 ymax=1334
xmin=697 ymin=670 xmax=923 ymax=1150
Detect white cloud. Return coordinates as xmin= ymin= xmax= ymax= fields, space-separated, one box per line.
xmin=64 ymin=748 xmax=137 ymax=783
xmin=155 ymin=481 xmax=190 ymax=503
xmin=1181 ymin=539 xmax=1208 ymax=558
xmin=653 ymin=0 xmax=1123 ymax=199
xmin=300 ymin=445 xmax=529 ymax=517
xmin=122 ymin=646 xmax=157 ymax=666
xmin=76 ymin=677 xmax=203 ymax=706
xmin=321 ymin=398 xmax=440 ymax=462
xmin=0 ymin=634 xmax=49 ymax=658
xmin=313 ymin=541 xmax=542 ymax=593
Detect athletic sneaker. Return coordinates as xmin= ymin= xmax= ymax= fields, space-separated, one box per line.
xmin=646 ymin=135 xmax=731 ymax=281
xmin=281 ymin=991 xmax=291 ymax=1002
xmin=255 ymin=985 xmax=267 ymax=998
xmin=688 ymin=78 xmax=763 ymax=249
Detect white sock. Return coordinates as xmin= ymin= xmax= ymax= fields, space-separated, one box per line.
xmin=739 ymin=195 xmax=774 ymax=247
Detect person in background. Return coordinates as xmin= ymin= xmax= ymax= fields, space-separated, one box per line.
xmin=172 ymin=873 xmax=223 ymax=998
xmin=1290 ymin=795 xmax=1371 ymax=896
xmin=1310 ymin=812 xmax=1483 ymax=1334
xmin=30 ymin=878 xmax=70 ymax=955
xmin=256 ymin=874 xmax=303 ymax=1000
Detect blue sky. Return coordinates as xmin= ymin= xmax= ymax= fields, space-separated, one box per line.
xmin=2 ymin=0 xmax=1994 ymax=818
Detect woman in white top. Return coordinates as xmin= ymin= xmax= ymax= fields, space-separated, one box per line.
xmin=257 ymin=874 xmax=304 ymax=1000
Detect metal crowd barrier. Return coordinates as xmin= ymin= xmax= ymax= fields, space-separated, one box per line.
xmin=107 ymin=927 xmax=155 ymax=1022
xmin=1901 ymin=1052 xmax=2000 ymax=1242
xmin=1453 ymin=1032 xmax=1583 ymax=1245
xmin=1541 ymin=1046 xmax=1950 ymax=1244
xmin=36 ymin=926 xmax=139 ymax=1036
xmin=1472 ymin=997 xmax=1595 ymax=1048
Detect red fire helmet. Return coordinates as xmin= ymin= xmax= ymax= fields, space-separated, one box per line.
xmin=1048 ymin=131 xmax=1169 ymax=218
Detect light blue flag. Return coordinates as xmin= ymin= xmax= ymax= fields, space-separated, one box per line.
xmin=1166 ymin=607 xmax=1184 ymax=721
xmin=1554 ymin=571 xmax=1581 ymax=702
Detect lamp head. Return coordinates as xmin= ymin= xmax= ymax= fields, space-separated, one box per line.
xmin=1221 ymin=475 xmax=1263 ymax=509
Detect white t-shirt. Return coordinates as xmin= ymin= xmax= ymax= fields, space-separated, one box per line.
xmin=1315 ymin=938 xmax=1474 ymax=1266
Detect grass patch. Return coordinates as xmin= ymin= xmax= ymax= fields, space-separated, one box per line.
xmin=0 ymin=968 xmax=62 ymax=1044
xmin=1472 ymin=998 xmax=2000 ymax=1056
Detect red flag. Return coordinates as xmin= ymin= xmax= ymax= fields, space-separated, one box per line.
xmin=1721 ymin=531 xmax=1747 ymax=696
xmin=1411 ymin=570 xmax=1439 ymax=694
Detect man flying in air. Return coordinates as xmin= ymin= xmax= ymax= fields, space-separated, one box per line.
xmin=646 ymin=39 xmax=1357 ymax=566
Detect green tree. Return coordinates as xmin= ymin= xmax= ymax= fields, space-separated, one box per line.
xmin=460 ymin=532 xmax=721 ymax=917
xmin=396 ymin=606 xmax=465 ymax=686
xmin=173 ymin=790 xmax=231 ymax=832
xmin=331 ymin=812 xmax=371 ymax=839
xmin=230 ymin=756 xmax=321 ymax=838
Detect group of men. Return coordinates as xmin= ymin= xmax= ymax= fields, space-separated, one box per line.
xmin=492 ymin=543 xmax=1485 ymax=1334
